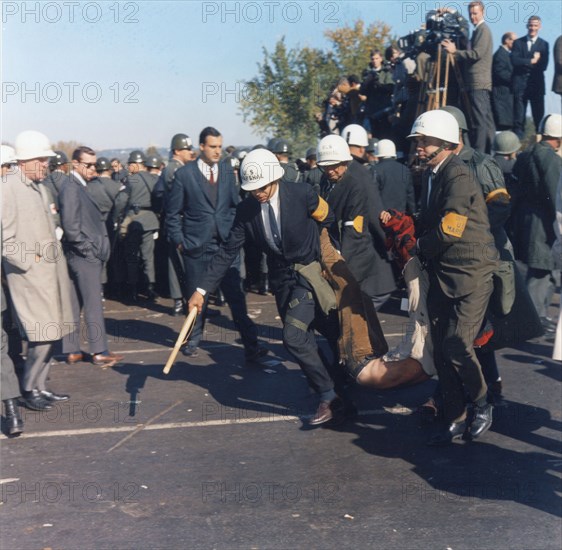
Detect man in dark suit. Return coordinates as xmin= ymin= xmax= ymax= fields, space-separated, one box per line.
xmin=442 ymin=1 xmax=495 ymax=153
xmin=408 ymin=110 xmax=498 ymax=445
xmin=492 ymin=32 xmax=517 ymax=130
xmin=512 ymin=15 xmax=550 ymax=137
xmin=372 ymin=139 xmax=416 ymax=213
xmin=59 ymin=146 xmax=124 ymax=368
xmin=188 ymin=148 xmax=353 ymax=426
xmin=167 ymin=127 xmax=262 ymax=361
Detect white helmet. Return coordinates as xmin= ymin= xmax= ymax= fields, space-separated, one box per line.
xmin=240 ymin=148 xmax=285 ymax=191
xmin=538 ymin=113 xmax=562 ymax=138
xmin=407 ymin=110 xmax=460 ymax=145
xmin=14 ymin=130 xmax=55 ymax=160
xmin=375 ymin=139 xmax=397 ymax=158
xmin=340 ymin=124 xmax=369 ymax=147
xmin=317 ymin=135 xmax=353 ymax=166
xmin=1 ymin=145 xmax=16 ymax=166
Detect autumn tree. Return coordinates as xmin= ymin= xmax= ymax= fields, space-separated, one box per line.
xmin=325 ymin=20 xmax=394 ymax=77
xmin=239 ymin=38 xmax=340 ymax=155
xmin=239 ymin=20 xmax=395 ymax=155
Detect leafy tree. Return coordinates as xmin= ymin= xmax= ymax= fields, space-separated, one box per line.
xmin=239 ymin=38 xmax=340 ymax=155
xmin=239 ymin=21 xmax=395 ymax=155
xmin=325 ymin=20 xmax=394 ymax=78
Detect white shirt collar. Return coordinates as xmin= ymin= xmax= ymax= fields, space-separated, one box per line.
xmin=197 ymin=158 xmax=218 ymax=180
xmin=474 ymin=19 xmax=485 ymax=28
xmin=72 ymin=170 xmax=88 ymax=186
xmin=431 ymin=156 xmax=448 ymax=175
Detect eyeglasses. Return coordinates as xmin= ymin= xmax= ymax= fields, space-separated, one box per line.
xmin=318 ymin=162 xmax=343 ymax=173
xmin=80 ymin=161 xmax=97 ymax=169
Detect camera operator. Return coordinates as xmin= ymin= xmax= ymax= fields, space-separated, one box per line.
xmin=441 ymin=1 xmax=495 ymax=154
xmin=360 ymin=49 xmax=395 ymax=139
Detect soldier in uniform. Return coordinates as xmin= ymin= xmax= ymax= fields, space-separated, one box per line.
xmin=408 ymin=110 xmax=497 ymax=445
xmin=153 ymin=133 xmax=195 ymax=315
xmin=304 ymin=147 xmax=322 ymax=194
xmin=41 ymin=150 xmax=70 ymax=210
xmin=512 ymin=114 xmax=562 ymax=332
xmin=110 ymin=158 xmax=128 ymax=183
xmin=145 ymin=154 xmax=163 ymax=178
xmin=123 ymin=150 xmax=159 ymax=301
xmin=271 ymin=139 xmax=301 ymax=183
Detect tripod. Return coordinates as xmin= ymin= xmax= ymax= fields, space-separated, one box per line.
xmin=416 ymin=47 xmax=473 ymax=118
xmin=408 ymin=47 xmax=473 ymax=167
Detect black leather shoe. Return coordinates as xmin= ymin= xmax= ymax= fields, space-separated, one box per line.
xmin=427 ymin=420 xmax=468 ymax=446
xmin=245 ymin=345 xmax=268 ymax=363
xmin=39 ymin=389 xmax=70 ymax=402
xmin=21 ymin=390 xmax=53 ymax=411
xmin=173 ymin=299 xmax=184 ymax=316
xmin=540 ymin=317 xmax=556 ymax=334
xmin=3 ymin=398 xmax=24 ymax=436
xmin=146 ymin=284 xmax=158 ymax=301
xmin=470 ymin=403 xmax=493 ymax=439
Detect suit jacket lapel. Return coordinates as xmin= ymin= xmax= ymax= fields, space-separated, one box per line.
xmin=194 ymin=165 xmax=214 ymax=208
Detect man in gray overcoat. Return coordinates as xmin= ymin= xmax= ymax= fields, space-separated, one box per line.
xmin=1 ymin=131 xmax=74 ymax=411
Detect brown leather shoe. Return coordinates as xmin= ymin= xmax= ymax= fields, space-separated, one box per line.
xmin=92 ymin=352 xmax=124 ymax=368
xmin=66 ymin=352 xmax=84 ymax=364
xmin=310 ymin=401 xmax=334 ymax=426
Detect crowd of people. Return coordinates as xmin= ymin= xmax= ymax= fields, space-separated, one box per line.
xmin=1 ymin=3 xmax=561 ymax=444
xmin=320 ymin=4 xmax=562 ymax=158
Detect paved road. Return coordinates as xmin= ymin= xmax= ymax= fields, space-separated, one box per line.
xmin=1 ymin=292 xmax=561 ymax=549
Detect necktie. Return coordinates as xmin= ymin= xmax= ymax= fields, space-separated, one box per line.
xmin=209 ymin=166 xmax=215 ymax=184
xmin=267 ymin=201 xmax=282 ymax=249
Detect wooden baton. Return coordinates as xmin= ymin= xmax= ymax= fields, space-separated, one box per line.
xmin=163 ymin=307 xmax=198 ymax=374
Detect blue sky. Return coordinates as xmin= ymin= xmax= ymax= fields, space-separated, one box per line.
xmin=2 ymin=1 xmax=561 ymax=149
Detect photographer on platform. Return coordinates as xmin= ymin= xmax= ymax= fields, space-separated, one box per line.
xmin=441 ymin=1 xmax=495 ymax=154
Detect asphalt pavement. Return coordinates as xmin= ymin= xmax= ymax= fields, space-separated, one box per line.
xmin=1 ymin=290 xmax=561 ymax=550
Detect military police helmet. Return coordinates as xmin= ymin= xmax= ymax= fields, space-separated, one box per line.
xmin=170 ymin=133 xmax=193 ymax=151
xmin=128 ymin=150 xmax=146 ymax=164
xmin=366 ymin=138 xmax=379 ymax=154
xmin=144 ymin=155 xmax=162 ymax=169
xmin=49 ymin=150 xmax=68 ymax=170
xmin=266 ymin=138 xmax=279 ymax=152
xmin=440 ymin=106 xmax=468 ymax=132
xmin=272 ymin=139 xmax=291 ymax=155
xmin=493 ymin=131 xmax=521 ymax=155
xmin=96 ymin=157 xmax=111 ymax=172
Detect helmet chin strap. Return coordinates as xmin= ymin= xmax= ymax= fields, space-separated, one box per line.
xmin=422 ymin=143 xmax=448 ymax=163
